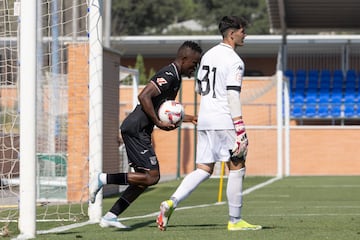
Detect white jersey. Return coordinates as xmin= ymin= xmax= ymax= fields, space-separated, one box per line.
xmin=196 ymin=42 xmax=244 ymax=130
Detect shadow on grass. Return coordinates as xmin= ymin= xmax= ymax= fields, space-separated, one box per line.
xmin=119 ymin=219 xmax=155 ymax=231
xmin=166 ymin=224 xmax=275 ymax=231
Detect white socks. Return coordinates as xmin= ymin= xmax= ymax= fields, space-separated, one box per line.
xmin=171 ymin=168 xmax=210 ymax=208
xmin=227 ymin=167 xmax=246 ymax=221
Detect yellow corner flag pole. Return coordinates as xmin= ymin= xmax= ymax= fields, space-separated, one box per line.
xmin=217 ymin=161 xmax=226 ymax=203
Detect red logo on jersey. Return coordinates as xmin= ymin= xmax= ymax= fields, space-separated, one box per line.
xmin=156 ymin=77 xmax=168 ymax=86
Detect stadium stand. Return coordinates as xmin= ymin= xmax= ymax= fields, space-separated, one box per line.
xmin=305 ymin=103 xmax=317 ymax=118
xmin=344 ymin=103 xmax=356 ymax=118
xmin=317 ymin=103 xmax=330 ymax=118
xmin=286 ymin=69 xmax=359 ymax=119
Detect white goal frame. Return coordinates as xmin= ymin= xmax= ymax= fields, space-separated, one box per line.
xmin=17 ymin=0 xmax=104 ymax=238
xmin=18 ymin=0 xmax=37 ymax=238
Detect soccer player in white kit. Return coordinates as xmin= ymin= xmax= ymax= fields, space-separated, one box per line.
xmin=157 ymin=16 xmax=262 ymax=231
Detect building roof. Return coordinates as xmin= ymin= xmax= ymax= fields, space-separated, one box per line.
xmin=266 ymin=0 xmax=360 ymax=33
xmin=111 ymin=35 xmax=360 ymax=58
xmin=108 ymin=1 xmax=360 ymax=58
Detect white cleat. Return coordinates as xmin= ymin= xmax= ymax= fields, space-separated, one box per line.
xmin=99 ymin=217 xmax=129 ymax=229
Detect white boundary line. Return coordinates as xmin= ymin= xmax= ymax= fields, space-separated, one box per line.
xmin=242 ymin=176 xmax=281 ymax=195
xmin=250 ymin=213 xmax=360 ymax=217
xmin=37 ymin=176 xmax=281 ymax=235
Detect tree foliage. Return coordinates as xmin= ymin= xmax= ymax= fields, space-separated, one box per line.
xmin=130 ymin=54 xmax=155 ymax=85
xmin=111 ymin=0 xmax=270 ymax=35
xmin=195 ymin=0 xmax=270 ymax=34
xmin=194 ymin=0 xmax=269 ymax=34
xmin=111 ymin=0 xmax=196 ymax=35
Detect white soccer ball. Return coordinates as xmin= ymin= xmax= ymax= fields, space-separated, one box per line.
xmin=158 ymin=100 xmax=185 ymax=126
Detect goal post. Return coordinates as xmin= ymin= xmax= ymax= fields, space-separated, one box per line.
xmin=0 ymin=0 xmax=97 ymax=238
xmin=88 ymin=0 xmax=104 ymax=223
xmin=18 ymin=0 xmax=37 ymax=238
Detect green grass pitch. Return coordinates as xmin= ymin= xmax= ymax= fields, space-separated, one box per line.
xmin=6 ymin=176 xmax=360 ymax=239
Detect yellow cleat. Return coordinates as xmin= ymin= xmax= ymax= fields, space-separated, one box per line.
xmin=227 ymin=219 xmax=262 ymax=231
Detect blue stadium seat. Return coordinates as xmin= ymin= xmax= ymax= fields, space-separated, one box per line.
xmin=320 ymin=69 xmax=331 ymax=77
xmin=317 ymin=103 xmax=330 ymax=118
xmin=333 ymin=69 xmax=343 ymax=77
xmin=332 ymin=70 xmax=344 ymax=89
xmin=330 ymin=103 xmax=342 ymax=118
xmin=295 ymin=69 xmax=306 ymax=90
xmin=344 ymin=72 xmax=357 ymax=94
xmin=296 ymin=69 xmax=307 ymax=78
xmin=308 ymin=70 xmax=318 ymax=78
xmin=331 ymin=89 xmax=343 ymax=103
xmin=344 ymin=104 xmax=356 ymax=118
xmin=343 ymin=88 xmax=357 ymax=104
xmin=305 ymin=104 xmax=317 ymax=118
xmin=292 ymin=89 xmax=305 ymax=104
xmin=291 ymin=104 xmax=304 ymax=118
xmin=345 ymin=81 xmax=357 ymax=91
xmin=305 ymin=89 xmax=318 ymax=103
xmin=285 ymin=70 xmax=295 ymax=90
xmin=318 ymin=89 xmax=330 ymax=103
xmin=319 ymin=72 xmax=331 ymax=100
xmin=356 ymin=106 xmax=360 ymax=117
xmin=307 ymin=70 xmax=319 ymax=90
xmin=293 ymin=78 xmax=305 ymax=103
xmin=320 ymin=69 xmax=331 ymax=88
xmin=346 ymin=69 xmax=357 ymax=81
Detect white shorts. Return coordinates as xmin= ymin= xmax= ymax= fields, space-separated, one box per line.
xmin=196 ymin=130 xmax=235 ymax=164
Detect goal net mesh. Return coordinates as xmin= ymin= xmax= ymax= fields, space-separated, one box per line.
xmin=0 ymin=0 xmax=90 ymax=233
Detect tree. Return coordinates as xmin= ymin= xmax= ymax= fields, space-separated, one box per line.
xmin=128 ymin=54 xmax=155 ymax=85
xmin=194 ymin=0 xmax=270 ymax=34
xmin=134 ymin=54 xmax=147 ymax=85
xmin=110 ymin=0 xmax=270 ymax=35
xmin=111 ymin=0 xmax=190 ymax=35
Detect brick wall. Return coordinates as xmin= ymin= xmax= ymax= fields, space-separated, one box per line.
xmin=67 ymin=43 xmax=89 ymax=202
xmin=149 ymin=78 xmax=360 ymax=177
xmin=67 ymin=44 xmax=121 ymax=201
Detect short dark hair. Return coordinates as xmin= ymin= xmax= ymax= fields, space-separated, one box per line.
xmin=218 ymin=16 xmax=248 ymax=35
xmin=178 ymin=41 xmax=203 ymax=55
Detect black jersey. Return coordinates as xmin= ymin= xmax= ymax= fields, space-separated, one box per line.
xmin=121 ymin=63 xmax=181 ymax=137
xmin=150 ymin=63 xmax=181 ymax=111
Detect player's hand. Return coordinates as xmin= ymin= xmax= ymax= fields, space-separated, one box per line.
xmin=183 ymin=114 xmax=197 ymax=124
xmin=231 ymin=120 xmax=248 ymax=159
xmin=156 ymin=120 xmax=177 ymax=131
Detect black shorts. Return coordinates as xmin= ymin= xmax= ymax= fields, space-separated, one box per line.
xmin=121 ymin=131 xmax=159 ymax=171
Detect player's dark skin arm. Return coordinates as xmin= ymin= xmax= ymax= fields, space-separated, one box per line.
xmin=126 ymin=109 xmax=197 ymax=187
xmin=139 ymin=84 xmax=197 ymax=126
xmin=138 ymin=82 xmax=177 ymax=131
xmin=125 ymin=82 xmax=175 ymax=186
xmin=183 ymin=114 xmax=197 ymax=124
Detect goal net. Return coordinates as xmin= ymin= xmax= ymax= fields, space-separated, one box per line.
xmin=0 ymin=0 xmax=90 ymax=237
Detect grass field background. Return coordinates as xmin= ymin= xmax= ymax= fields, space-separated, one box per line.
xmin=5 ymin=176 xmax=360 ymax=239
